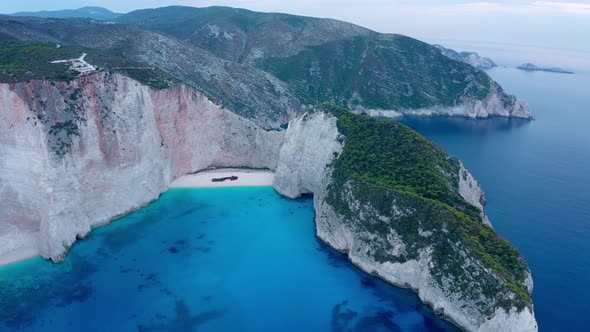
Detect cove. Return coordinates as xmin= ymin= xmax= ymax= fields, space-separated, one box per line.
xmin=0 ymin=186 xmax=457 ymax=331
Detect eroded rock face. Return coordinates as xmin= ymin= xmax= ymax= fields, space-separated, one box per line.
xmin=459 ymin=162 xmax=486 ymax=210
xmin=397 ymin=82 xmax=531 ymax=119
xmin=273 ymin=110 xmax=537 ymax=332
xmin=1 ymin=74 xmax=537 ymax=331
xmin=273 ymin=111 xmax=344 ymax=199
xmin=434 ymin=45 xmax=497 ymax=70
xmin=0 ymin=72 xmax=283 ymax=260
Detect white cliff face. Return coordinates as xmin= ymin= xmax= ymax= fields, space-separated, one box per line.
xmin=351 ymin=83 xmax=532 ymax=120
xmin=458 ymin=162 xmax=493 ymax=228
xmin=273 ymin=111 xmax=537 ymax=332
xmin=459 ymin=162 xmax=485 ymax=210
xmin=351 ymin=108 xmax=403 ymax=119
xmin=273 ymin=111 xmax=343 ymax=199
xmin=462 ymin=52 xmax=497 ymax=70
xmin=478 ymin=307 xmax=538 ymax=332
xmin=1 ymin=74 xmax=536 ymax=331
xmin=315 ymin=181 xmax=537 ymax=332
xmin=459 ymin=163 xmax=498 ymax=230
xmin=0 ymin=72 xmax=283 ymax=260
xmin=399 ymin=84 xmax=531 ymax=119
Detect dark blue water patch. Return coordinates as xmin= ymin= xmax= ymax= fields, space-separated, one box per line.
xmin=316 ymin=242 xmax=350 ymax=269
xmin=401 ymin=68 xmax=590 ymax=331
xmin=332 ymin=300 xmax=402 ymax=332
xmin=399 ymin=116 xmax=532 ymax=137
xmin=0 ymin=256 xmax=98 ymax=329
xmin=137 ymin=300 xmax=227 ymax=332
xmin=0 ymin=187 xmax=457 ymax=332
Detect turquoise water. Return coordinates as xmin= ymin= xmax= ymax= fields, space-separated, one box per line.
xmin=0 ymin=187 xmax=457 ymax=331
xmin=401 ymin=68 xmax=590 ymax=331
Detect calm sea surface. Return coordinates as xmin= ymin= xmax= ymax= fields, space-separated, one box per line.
xmin=0 ymin=187 xmax=457 ymax=331
xmin=402 ymin=67 xmax=590 ymax=332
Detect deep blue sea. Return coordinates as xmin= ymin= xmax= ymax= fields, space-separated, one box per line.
xmin=0 ymin=187 xmax=457 ymax=332
xmin=402 ymin=67 xmax=590 ymax=332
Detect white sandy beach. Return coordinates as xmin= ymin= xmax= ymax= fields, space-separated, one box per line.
xmin=0 ymin=224 xmax=40 ymax=267
xmin=169 ymin=168 xmax=275 ymax=188
xmin=0 ymin=244 xmax=39 ymax=267
xmin=0 ymin=169 xmax=274 ymax=268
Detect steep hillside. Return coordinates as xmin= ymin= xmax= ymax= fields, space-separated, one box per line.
xmin=117 ymin=6 xmax=530 ymax=118
xmin=11 ymin=6 xmax=121 ymax=20
xmin=116 ymin=6 xmax=372 ymax=64
xmin=0 ymin=17 xmax=302 ymax=127
xmin=257 ymin=34 xmax=511 ymax=112
xmin=1 ymin=8 xmax=531 ymax=127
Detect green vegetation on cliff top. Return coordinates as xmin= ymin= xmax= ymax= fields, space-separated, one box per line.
xmin=0 ymin=41 xmax=82 ymax=81
xmin=257 ymin=35 xmax=493 ymax=110
xmin=0 ymin=40 xmax=179 ymax=89
xmin=319 ymin=105 xmax=532 ymax=314
xmin=119 ymin=6 xmax=496 ymax=111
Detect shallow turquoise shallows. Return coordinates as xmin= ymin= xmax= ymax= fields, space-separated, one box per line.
xmin=0 ymin=187 xmax=457 ymax=331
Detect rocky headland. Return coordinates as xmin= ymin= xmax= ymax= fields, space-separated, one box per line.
xmin=0 ymin=72 xmax=537 ymax=331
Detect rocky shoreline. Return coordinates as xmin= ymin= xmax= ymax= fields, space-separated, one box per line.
xmin=273 ymin=110 xmax=537 ymax=332
xmin=0 ymin=73 xmax=537 ymax=331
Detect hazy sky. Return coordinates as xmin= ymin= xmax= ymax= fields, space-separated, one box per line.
xmin=2 ymin=1 xmax=590 ymax=56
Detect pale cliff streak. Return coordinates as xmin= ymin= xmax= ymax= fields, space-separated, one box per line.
xmin=396 ymin=83 xmax=531 ymax=119
xmin=351 ymin=82 xmax=531 ymax=120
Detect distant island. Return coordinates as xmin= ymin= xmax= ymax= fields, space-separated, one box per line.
xmin=433 ymin=45 xmax=497 ymax=70
xmin=517 ymin=63 xmax=574 ymax=74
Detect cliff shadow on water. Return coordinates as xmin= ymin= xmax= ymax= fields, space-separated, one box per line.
xmin=399 ymin=116 xmax=532 ymax=137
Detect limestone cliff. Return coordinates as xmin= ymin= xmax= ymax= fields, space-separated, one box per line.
xmin=396 ymin=82 xmax=531 ymax=119
xmin=273 ymin=107 xmax=537 ymax=332
xmin=0 ymin=72 xmax=283 ymax=260
xmin=274 ymin=111 xmax=343 ymax=199
xmin=0 ymin=74 xmax=536 ymax=331
xmin=434 ymin=45 xmax=497 ymax=70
